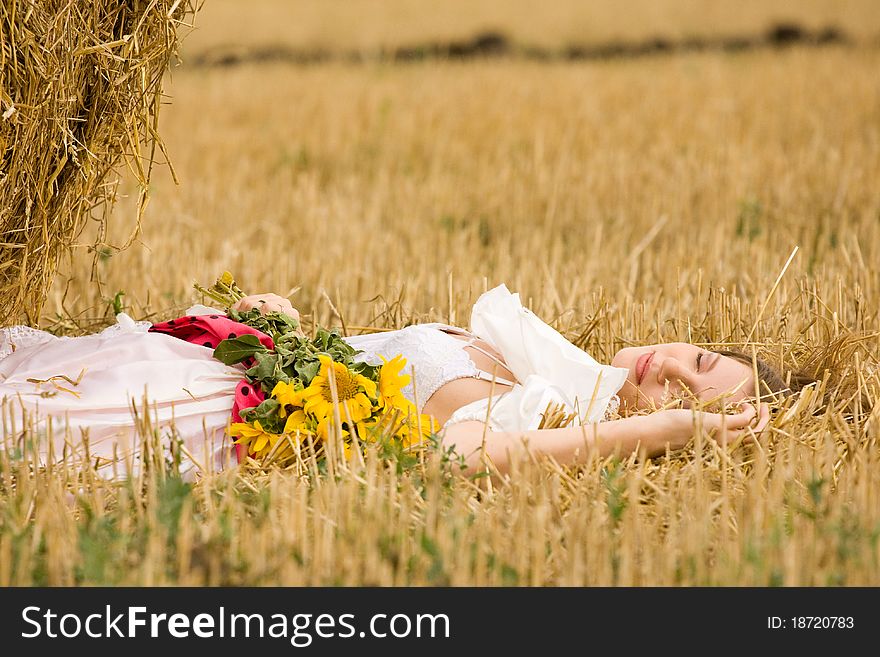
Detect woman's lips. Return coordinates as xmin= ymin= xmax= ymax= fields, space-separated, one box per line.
xmin=636 ymin=351 xmax=655 ymax=385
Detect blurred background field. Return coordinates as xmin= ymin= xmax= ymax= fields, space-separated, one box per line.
xmin=183 ymin=0 xmax=880 ymax=53
xmin=3 ymin=1 xmax=880 ymax=585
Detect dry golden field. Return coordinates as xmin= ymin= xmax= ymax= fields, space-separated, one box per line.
xmin=2 ymin=1 xmax=880 ymax=585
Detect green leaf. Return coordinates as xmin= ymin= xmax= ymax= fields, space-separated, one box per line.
xmin=245 ymin=351 xmax=285 ymax=385
xmin=240 ymin=398 xmax=285 ymax=434
xmin=350 ymin=360 xmax=380 ymax=380
xmin=110 ymin=290 xmax=126 ymax=315
xmin=295 ymin=359 xmax=321 ymax=384
xmin=227 ymin=308 xmax=302 ymax=343
xmin=212 ymin=334 xmax=267 ymax=365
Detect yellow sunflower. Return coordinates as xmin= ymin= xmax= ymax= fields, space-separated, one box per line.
xmin=228 ymin=420 xmax=282 ymax=459
xmin=271 ymin=380 xmax=305 ymax=417
xmin=300 ymin=354 xmax=377 ymax=426
xmin=283 ymin=408 xmax=312 ymax=434
xmin=343 ymin=440 xmax=356 ymax=461
xmin=316 ymin=415 xmax=351 ymax=441
xmin=362 ymin=400 xmax=439 ymax=448
xmin=316 ymin=418 xmax=368 ymax=464
xmin=377 ymin=354 xmax=411 ymax=410
xmin=389 ymin=402 xmax=440 ymax=448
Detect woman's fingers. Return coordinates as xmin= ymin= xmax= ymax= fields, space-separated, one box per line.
xmin=711 ymin=401 xmax=771 ymax=446
xmin=230 ymin=293 xmax=297 ymax=317
xmin=721 ymin=402 xmax=757 ymax=430
xmin=231 ymin=294 xmax=271 ymax=312
xmin=698 ymin=402 xmax=751 ymax=446
xmin=229 ymin=298 xmax=252 ymax=312
xmin=741 ymin=402 xmax=772 ymax=440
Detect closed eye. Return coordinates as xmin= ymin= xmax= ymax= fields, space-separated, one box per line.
xmin=696 ymin=351 xmax=704 ymax=372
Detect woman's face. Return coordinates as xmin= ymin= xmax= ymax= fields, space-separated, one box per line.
xmin=610 ymin=342 xmax=755 ymax=412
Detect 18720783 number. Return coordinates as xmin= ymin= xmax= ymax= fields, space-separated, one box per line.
xmin=773 ymin=617 xmax=855 ymax=629
xmin=797 ymin=617 xmax=852 ymax=629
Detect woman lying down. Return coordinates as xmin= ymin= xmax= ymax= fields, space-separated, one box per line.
xmin=0 ymin=284 xmax=813 ymax=480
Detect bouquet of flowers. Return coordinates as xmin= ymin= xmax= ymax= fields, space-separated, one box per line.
xmin=195 ymin=272 xmax=438 ymax=466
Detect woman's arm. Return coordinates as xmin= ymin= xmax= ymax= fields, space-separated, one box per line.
xmin=441 ymin=403 xmax=770 ymax=477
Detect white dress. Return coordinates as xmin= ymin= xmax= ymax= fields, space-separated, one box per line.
xmin=0 ymin=286 xmax=628 ymax=479
xmin=0 ymin=313 xmax=244 ymax=480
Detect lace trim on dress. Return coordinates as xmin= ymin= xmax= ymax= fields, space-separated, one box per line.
xmin=0 ymin=326 xmax=55 ymax=360
xmin=604 ymin=393 xmax=620 ymax=420
xmin=352 ymin=324 xmax=489 ymax=414
xmin=0 ymin=314 xmax=152 ymax=361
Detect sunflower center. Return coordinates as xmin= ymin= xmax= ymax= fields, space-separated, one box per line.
xmin=321 ymin=368 xmax=360 ymax=403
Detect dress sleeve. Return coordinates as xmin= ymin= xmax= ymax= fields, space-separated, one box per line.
xmin=468 ymin=284 xmax=629 ymax=424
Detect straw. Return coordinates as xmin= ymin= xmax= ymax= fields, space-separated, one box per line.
xmin=0 ymin=0 xmax=198 ymax=326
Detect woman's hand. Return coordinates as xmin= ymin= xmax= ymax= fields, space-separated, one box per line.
xmin=644 ymin=401 xmax=771 ymax=455
xmin=231 ymin=293 xmax=299 ymax=321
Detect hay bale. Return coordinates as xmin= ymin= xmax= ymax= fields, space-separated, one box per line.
xmin=0 ymin=0 xmax=198 ymax=326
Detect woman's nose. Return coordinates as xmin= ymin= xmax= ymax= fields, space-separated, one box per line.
xmin=657 ymin=357 xmax=684 ymax=386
